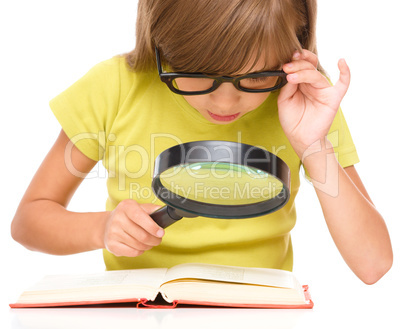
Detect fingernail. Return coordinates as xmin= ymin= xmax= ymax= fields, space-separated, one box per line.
xmin=286 ymin=63 xmax=293 ymax=69
xmin=289 ymin=73 xmax=298 ymax=80
xmin=156 ymin=229 xmax=165 ymax=237
xmin=293 ymin=52 xmax=300 ymax=59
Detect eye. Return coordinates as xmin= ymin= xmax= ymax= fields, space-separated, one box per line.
xmin=239 ymin=75 xmax=279 ymax=90
xmin=247 ymin=77 xmax=270 ymax=83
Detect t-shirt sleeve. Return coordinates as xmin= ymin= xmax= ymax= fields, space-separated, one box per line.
xmin=327 ymin=107 xmax=359 ymax=168
xmin=49 ymin=57 xmax=122 ymax=161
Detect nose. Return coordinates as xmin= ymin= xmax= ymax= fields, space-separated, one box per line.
xmin=209 ymin=82 xmax=241 ymax=113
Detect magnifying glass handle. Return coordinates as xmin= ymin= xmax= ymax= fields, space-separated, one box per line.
xmin=150 ymin=206 xmax=183 ymax=228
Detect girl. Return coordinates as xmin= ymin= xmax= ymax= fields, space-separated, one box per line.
xmin=11 ymin=0 xmax=392 ymax=284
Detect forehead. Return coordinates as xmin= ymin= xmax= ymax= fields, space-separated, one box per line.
xmin=166 ymin=44 xmax=282 ymax=75
xmin=232 ymin=51 xmax=281 ymax=75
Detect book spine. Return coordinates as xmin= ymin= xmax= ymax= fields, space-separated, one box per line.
xmin=137 ymin=299 xmax=179 ymax=309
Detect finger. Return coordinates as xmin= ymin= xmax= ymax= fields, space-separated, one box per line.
xmin=116 ymin=233 xmax=152 ymax=253
xmin=283 ymin=59 xmax=317 ymax=75
xmin=106 ymin=240 xmax=145 ymax=258
xmin=121 ymin=220 xmax=163 ymax=247
xmin=333 ymin=58 xmax=351 ymax=97
xmin=104 ymin=210 xmax=162 ymax=249
xmin=293 ymin=50 xmax=319 ymax=68
xmin=286 ymin=69 xmax=330 ymax=89
xmin=140 ymin=203 xmax=163 ymax=215
xmin=120 ymin=199 xmax=165 ymax=238
xmin=277 ymin=81 xmax=299 ymax=104
xmin=119 ymin=228 xmax=158 ymax=250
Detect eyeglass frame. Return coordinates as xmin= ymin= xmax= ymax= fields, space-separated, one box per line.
xmin=155 ymin=47 xmax=288 ymax=96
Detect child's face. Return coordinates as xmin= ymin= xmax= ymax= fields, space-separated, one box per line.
xmin=179 ymin=56 xmax=276 ymax=125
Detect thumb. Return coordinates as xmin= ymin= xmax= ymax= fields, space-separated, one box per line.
xmin=277 ymin=80 xmax=298 ymax=105
xmin=333 ymin=58 xmax=351 ymax=98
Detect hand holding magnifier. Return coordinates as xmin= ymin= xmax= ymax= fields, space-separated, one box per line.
xmin=149 ymin=141 xmax=291 ymax=228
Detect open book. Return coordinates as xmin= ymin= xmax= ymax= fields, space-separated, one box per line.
xmin=10 ymin=263 xmax=313 ymax=309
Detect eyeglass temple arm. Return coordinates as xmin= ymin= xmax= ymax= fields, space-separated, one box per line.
xmin=155 ymin=46 xmax=163 ymax=73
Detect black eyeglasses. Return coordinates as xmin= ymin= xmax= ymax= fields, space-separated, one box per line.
xmin=155 ymin=47 xmax=288 ymax=96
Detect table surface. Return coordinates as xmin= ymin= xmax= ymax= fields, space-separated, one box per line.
xmin=6 ymin=306 xmax=400 ymax=329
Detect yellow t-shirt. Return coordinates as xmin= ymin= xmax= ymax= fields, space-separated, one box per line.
xmin=50 ymin=56 xmax=359 ymax=271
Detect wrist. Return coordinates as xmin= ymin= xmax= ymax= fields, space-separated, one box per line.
xmin=301 ymin=139 xmax=341 ymax=197
xmin=301 ymin=138 xmax=335 ymax=166
xmin=92 ymin=211 xmax=110 ymax=250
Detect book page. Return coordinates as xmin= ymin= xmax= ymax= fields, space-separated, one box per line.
xmin=164 ymin=263 xmax=296 ymax=289
xmin=26 ymin=268 xmax=168 ymax=292
xmin=15 ymin=268 xmax=169 ymax=305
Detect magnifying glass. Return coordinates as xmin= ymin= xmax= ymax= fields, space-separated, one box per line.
xmin=150 ymin=141 xmax=290 ymax=228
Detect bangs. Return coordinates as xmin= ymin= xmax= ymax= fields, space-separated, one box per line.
xmin=155 ymin=0 xmax=305 ymax=75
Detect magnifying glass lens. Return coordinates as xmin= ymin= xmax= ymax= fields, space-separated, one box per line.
xmin=159 ymin=162 xmax=284 ymax=206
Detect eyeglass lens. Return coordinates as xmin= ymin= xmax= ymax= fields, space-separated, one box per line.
xmin=173 ymin=75 xmax=281 ymax=93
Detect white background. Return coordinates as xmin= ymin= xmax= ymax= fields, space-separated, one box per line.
xmin=1 ymin=1 xmax=401 ymax=328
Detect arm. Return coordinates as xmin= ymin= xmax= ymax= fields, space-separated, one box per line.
xmin=278 ymin=50 xmax=392 ymax=284
xmin=11 ymin=130 xmax=163 ymax=256
xmin=303 ymin=144 xmax=392 ymax=284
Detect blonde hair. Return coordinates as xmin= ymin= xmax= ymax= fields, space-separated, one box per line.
xmin=125 ymin=0 xmax=323 ymax=75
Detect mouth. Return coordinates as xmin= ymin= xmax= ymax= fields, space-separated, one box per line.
xmin=207 ymin=111 xmax=240 ymax=122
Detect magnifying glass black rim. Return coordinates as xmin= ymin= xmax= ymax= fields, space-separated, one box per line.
xmin=152 ymin=140 xmax=290 ymax=219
